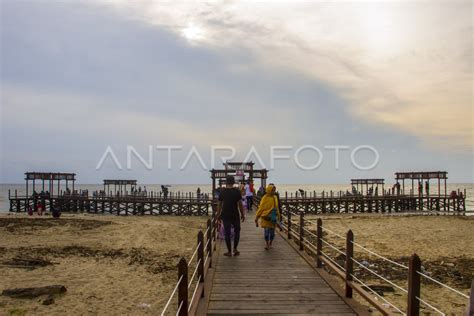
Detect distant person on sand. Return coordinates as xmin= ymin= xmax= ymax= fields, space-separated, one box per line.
xmin=52 ymin=205 xmax=61 ymax=218
xmin=217 ymin=175 xmax=245 ymax=257
xmin=255 ymin=184 xmax=281 ymax=250
xmin=37 ymin=201 xmax=43 ymax=216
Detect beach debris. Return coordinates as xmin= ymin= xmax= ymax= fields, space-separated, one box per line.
xmin=2 ymin=285 xmax=67 ymax=298
xmin=2 ymin=257 xmax=54 ymax=270
xmin=361 ymin=284 xmax=395 ymax=296
xmin=42 ymin=295 xmax=55 ymax=305
xmin=0 ymin=218 xmax=112 ymax=233
xmin=137 ymin=303 xmax=151 ymax=308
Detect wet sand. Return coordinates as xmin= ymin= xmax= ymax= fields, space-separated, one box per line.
xmin=0 ymin=214 xmax=206 ymax=315
xmin=307 ymin=214 xmax=473 ymax=315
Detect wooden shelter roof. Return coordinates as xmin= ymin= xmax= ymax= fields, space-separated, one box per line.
xmin=224 ymin=162 xmax=255 ymax=171
xmin=25 ymin=172 xmax=76 ymax=181
xmin=351 ymin=178 xmax=385 ymax=185
xmin=395 ymin=171 xmax=448 ymax=180
xmin=103 ymin=179 xmax=137 ymax=185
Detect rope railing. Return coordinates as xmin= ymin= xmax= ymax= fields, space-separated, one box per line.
xmin=161 ymin=212 xmax=217 ymax=316
xmin=320 ymin=237 xmax=346 ymax=256
xmin=160 ymin=275 xmax=183 ymax=316
xmin=187 ymin=242 xmax=201 ymax=267
xmin=302 ymin=226 xmax=317 ymax=238
xmin=278 ymin=211 xmax=472 ymax=315
xmin=320 ymin=250 xmax=346 ymax=271
xmin=417 ymin=271 xmax=469 ymax=299
xmin=188 ymin=276 xmax=202 ymax=313
xmin=321 ymin=226 xmax=346 ymax=240
xmin=351 ymin=240 xmax=409 ymax=270
xmin=351 ymin=257 xmax=408 ymax=294
xmin=176 ymin=301 xmax=184 ymax=316
xmin=188 ymin=258 xmax=202 ymax=289
xmin=350 ymin=273 xmax=407 ymax=315
xmin=416 ymin=296 xmax=445 ymax=315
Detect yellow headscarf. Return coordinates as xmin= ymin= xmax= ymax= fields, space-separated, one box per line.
xmin=257 ymin=185 xmax=278 ymax=216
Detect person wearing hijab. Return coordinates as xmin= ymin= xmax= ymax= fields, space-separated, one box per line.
xmin=255 ymin=184 xmax=281 ymax=250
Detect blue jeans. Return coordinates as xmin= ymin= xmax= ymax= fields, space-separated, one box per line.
xmin=264 ymin=228 xmax=275 ymax=241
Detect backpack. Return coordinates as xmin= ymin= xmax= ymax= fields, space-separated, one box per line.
xmin=263 ymin=197 xmax=278 ymax=224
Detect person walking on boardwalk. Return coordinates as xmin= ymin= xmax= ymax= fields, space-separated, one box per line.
xmin=217 ymin=175 xmax=246 ymax=257
xmin=244 ymin=180 xmax=253 ymax=211
xmin=255 ymin=184 xmax=281 ymax=250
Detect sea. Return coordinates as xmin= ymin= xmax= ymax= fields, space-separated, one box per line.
xmin=1 ymin=183 xmax=473 ymax=213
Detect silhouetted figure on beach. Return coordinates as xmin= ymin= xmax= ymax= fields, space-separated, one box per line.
xmin=425 ymin=181 xmax=430 ymax=196
xmin=298 ymin=189 xmax=305 ymax=197
xmin=161 ymin=185 xmax=169 ymax=199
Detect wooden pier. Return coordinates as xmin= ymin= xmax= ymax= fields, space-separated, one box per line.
xmin=280 ymin=193 xmax=467 ymax=214
xmin=204 ymin=217 xmax=362 ymax=315
xmin=8 ymin=193 xmax=211 ymax=216
xmin=7 ymin=169 xmax=468 ymax=216
xmin=161 ymin=204 xmax=473 ymax=316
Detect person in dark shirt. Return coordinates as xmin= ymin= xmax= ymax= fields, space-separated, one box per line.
xmin=218 ymin=175 xmax=245 ymax=257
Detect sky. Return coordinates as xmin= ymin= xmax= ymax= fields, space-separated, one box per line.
xmin=1 ymin=0 xmax=473 ymax=184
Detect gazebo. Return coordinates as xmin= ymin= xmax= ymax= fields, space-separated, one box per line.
xmin=210 ymin=162 xmax=268 ymax=195
xmin=394 ymin=171 xmax=448 ymax=196
xmin=350 ymin=178 xmax=384 ymax=195
xmin=25 ymin=172 xmax=76 ymax=197
xmin=103 ymin=179 xmax=137 ymax=195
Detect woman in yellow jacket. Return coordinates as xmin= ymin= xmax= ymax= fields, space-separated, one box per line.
xmin=255 ymin=184 xmax=281 ymax=250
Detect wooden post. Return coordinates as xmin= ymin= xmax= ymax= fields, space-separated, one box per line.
xmin=207 ymin=219 xmax=212 ymax=268
xmin=287 ymin=209 xmax=292 ymax=239
xmin=465 ymin=280 xmax=474 ymax=316
xmin=345 ymin=230 xmax=354 ymax=298
xmin=197 ymin=231 xmax=205 ymax=297
xmin=407 ymin=254 xmax=421 ymax=316
xmin=316 ymin=218 xmax=322 ymax=268
xmin=177 ymin=258 xmax=188 ymax=316
xmin=299 ymin=211 xmax=304 ymax=251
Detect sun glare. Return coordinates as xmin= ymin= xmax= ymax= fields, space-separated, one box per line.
xmin=181 ymin=24 xmax=205 ymax=42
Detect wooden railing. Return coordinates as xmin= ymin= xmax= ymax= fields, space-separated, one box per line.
xmin=252 ymin=190 xmax=468 ymax=213
xmin=8 ymin=190 xmax=212 ymax=216
xmin=160 ymin=205 xmax=218 ymax=315
xmin=280 ymin=209 xmax=473 ymax=315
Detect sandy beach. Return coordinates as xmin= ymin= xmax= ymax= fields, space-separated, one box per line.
xmin=0 ymin=213 xmax=472 ymax=315
xmin=0 ymin=214 xmax=206 ymax=316
xmin=307 ymin=214 xmax=474 ymax=315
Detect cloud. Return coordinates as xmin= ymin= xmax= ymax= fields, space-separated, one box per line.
xmin=99 ymin=0 xmax=473 ymax=150
xmin=1 ymin=1 xmax=473 ymax=183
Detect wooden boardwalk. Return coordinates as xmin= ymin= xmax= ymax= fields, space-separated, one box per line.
xmin=206 ymin=215 xmax=357 ymax=315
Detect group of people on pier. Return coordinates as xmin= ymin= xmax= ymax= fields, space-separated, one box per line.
xmin=216 ymin=175 xmax=281 ymax=256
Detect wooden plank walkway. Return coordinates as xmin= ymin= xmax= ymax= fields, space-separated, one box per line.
xmin=206 ymin=216 xmax=357 ymax=315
